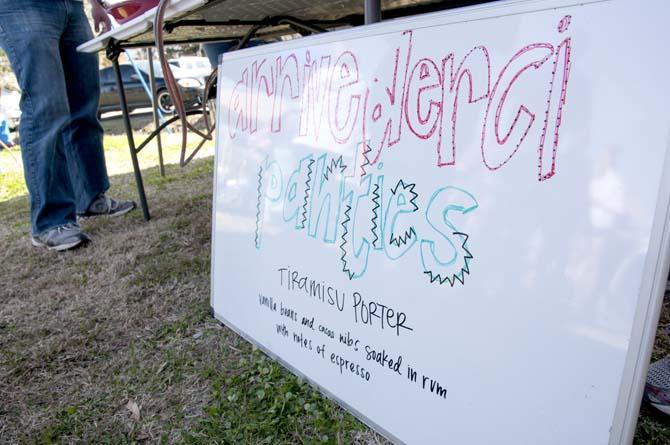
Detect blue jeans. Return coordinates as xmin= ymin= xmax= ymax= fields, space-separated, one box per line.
xmin=0 ymin=0 xmax=109 ymax=235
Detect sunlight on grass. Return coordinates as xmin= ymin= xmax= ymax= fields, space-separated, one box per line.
xmin=0 ymin=133 xmax=215 ymax=202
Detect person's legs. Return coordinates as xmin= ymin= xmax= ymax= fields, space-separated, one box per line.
xmin=0 ymin=0 xmax=78 ymax=235
xmin=60 ymin=0 xmax=110 ymax=214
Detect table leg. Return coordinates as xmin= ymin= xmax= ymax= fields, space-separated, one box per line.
xmin=147 ymin=47 xmax=165 ymax=177
xmin=111 ymin=57 xmax=151 ymax=221
xmin=365 ymin=0 xmax=381 ymax=24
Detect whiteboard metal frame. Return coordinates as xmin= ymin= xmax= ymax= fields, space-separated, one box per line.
xmin=610 ymin=139 xmax=670 ymax=444
xmin=209 ymin=1 xmax=670 ymax=443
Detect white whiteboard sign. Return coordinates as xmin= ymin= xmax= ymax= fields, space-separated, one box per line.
xmin=211 ymin=1 xmax=670 ymax=443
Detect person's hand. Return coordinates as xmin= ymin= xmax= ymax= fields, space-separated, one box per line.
xmin=90 ymin=0 xmax=112 ymax=34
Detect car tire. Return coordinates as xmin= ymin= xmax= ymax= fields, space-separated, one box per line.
xmin=157 ymin=89 xmax=175 ymax=114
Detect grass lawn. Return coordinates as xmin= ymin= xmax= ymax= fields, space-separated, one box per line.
xmin=0 ymin=132 xmax=669 ymax=444
xmin=0 ymin=134 xmax=384 ymax=444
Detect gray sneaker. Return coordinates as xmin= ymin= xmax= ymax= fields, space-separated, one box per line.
xmin=645 ymin=356 xmax=670 ymax=415
xmin=79 ymin=194 xmax=136 ymax=218
xmin=31 ymin=223 xmax=90 ymax=251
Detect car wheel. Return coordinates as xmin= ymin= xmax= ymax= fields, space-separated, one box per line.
xmin=157 ymin=89 xmax=175 ymax=114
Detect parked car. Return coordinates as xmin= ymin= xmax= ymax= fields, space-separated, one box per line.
xmin=99 ymin=62 xmax=203 ymax=115
xmin=168 ymin=56 xmax=213 ymax=85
